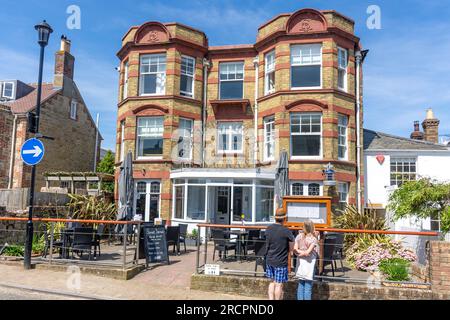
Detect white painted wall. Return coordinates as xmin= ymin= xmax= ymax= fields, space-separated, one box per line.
xmin=365 ymin=150 xmax=450 ymax=235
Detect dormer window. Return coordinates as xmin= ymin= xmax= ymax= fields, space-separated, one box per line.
xmin=1 ymin=82 xmax=14 ymax=99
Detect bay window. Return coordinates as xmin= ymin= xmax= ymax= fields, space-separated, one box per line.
xmin=265 ymin=50 xmax=275 ymax=95
xmin=290 ymin=113 xmax=322 ymax=157
xmin=137 ymin=117 xmax=164 ymax=158
xmin=291 ymin=44 xmax=322 ymax=89
xmin=178 ymin=118 xmax=193 ymax=160
xmin=218 ymin=122 xmax=243 ymax=153
xmin=139 ymin=54 xmax=166 ymax=95
xmin=338 ymin=182 xmax=349 ymax=203
xmin=219 ymin=62 xmax=244 ymax=100
xmin=338 ymin=47 xmax=348 ymax=91
xmin=255 ymin=187 xmax=274 ymax=223
xmin=338 ymin=114 xmax=348 ymax=160
xmin=180 ymin=55 xmax=195 ymax=97
xmin=264 ymin=116 xmax=275 ymax=161
xmin=174 ymin=186 xmax=184 ymax=219
xmin=120 ymin=120 xmax=125 ymax=162
xmin=123 ymin=60 xmax=129 ymax=99
xmin=290 ymin=181 xmax=323 ymax=196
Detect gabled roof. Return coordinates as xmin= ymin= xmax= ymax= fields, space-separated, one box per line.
xmin=364 ymin=129 xmax=449 ymax=151
xmin=1 ymin=83 xmax=61 ymax=114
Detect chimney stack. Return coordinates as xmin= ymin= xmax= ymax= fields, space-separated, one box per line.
xmin=54 ymin=35 xmax=75 ymax=88
xmin=410 ymin=121 xmax=424 ymax=140
xmin=422 ymin=108 xmax=440 ymax=144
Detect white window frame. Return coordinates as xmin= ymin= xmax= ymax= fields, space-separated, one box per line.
xmin=123 ymin=60 xmax=129 ymax=100
xmin=263 ymin=116 xmax=275 ymax=161
xmin=180 ymin=55 xmax=195 ymax=98
xmin=217 ymin=122 xmax=243 ymax=154
xmin=134 ymin=180 xmax=161 ymax=222
xmin=178 ymin=118 xmax=193 ymax=161
xmin=139 ymin=54 xmax=166 ymax=96
xmin=2 ymin=82 xmax=14 ymax=99
xmin=390 ymin=157 xmax=417 ymax=187
xmin=70 ymin=100 xmax=77 ymax=120
xmin=120 ymin=120 xmax=125 ymax=162
xmin=338 ymin=47 xmax=348 ymax=92
xmin=338 ymin=182 xmax=349 ymax=203
xmin=290 ymin=44 xmax=322 ymax=90
xmin=338 ymin=114 xmax=348 ymax=161
xmin=290 ymin=181 xmax=323 ymax=196
xmin=290 ymin=113 xmax=323 ymax=160
xmin=136 ymin=116 xmax=164 ymax=159
xmin=264 ymin=50 xmax=275 ymax=95
xmin=219 ymin=61 xmax=244 ymax=100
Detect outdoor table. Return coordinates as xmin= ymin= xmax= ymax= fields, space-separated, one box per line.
xmin=224 ymin=230 xmax=248 ymax=262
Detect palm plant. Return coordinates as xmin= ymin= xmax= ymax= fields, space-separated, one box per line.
xmin=67 ymin=194 xmax=116 ymax=222
xmin=333 ymin=205 xmax=388 ymax=250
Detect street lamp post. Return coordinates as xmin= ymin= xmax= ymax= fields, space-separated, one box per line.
xmin=23 ymin=20 xmax=53 ymax=270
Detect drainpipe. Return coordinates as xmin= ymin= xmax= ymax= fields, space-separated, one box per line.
xmin=253 ymin=56 xmax=259 ymax=168
xmin=355 ymin=49 xmax=363 ymax=213
xmin=93 ymin=113 xmax=100 ymax=172
xmin=8 ymin=114 xmax=18 ymax=189
xmin=202 ymin=58 xmax=211 ymax=167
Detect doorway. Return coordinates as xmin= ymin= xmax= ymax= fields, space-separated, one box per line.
xmin=208 ymin=186 xmax=231 ymax=225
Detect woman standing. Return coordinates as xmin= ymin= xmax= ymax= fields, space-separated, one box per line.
xmin=294 ymin=220 xmax=319 ymax=300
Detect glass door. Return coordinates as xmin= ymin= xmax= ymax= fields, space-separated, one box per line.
xmin=134 ymin=180 xmax=161 ymax=222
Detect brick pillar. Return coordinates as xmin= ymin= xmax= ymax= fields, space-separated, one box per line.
xmin=429 ymin=241 xmax=450 ymax=296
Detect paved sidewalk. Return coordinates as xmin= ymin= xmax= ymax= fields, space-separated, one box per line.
xmin=0 ymin=263 xmax=257 ymax=300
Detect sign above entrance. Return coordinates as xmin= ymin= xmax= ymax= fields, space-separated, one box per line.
xmin=282 ymin=196 xmax=332 ymax=228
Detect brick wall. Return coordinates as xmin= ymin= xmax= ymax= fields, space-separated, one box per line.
xmin=430 ymin=241 xmax=450 ymax=294
xmin=0 ymin=106 xmax=13 ymax=189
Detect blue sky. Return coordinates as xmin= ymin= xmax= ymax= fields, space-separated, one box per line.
xmin=1 ymin=0 xmax=450 ymax=150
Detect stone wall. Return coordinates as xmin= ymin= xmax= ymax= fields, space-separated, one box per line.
xmin=0 ymin=106 xmax=13 ymax=189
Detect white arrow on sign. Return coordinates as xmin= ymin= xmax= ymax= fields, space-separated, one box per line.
xmin=23 ymin=145 xmax=43 ymax=158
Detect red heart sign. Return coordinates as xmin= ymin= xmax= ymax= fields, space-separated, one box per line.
xmin=376 ymin=154 xmax=385 ymax=165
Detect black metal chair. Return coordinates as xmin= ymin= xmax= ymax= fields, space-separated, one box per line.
xmin=243 ymin=229 xmax=261 ymax=256
xmin=326 ymin=232 xmax=345 ymax=275
xmin=71 ymin=227 xmax=95 ymax=260
xmin=92 ymin=224 xmax=104 ymax=259
xmin=253 ymin=239 xmax=267 ymax=276
xmin=42 ymin=225 xmax=65 ymax=258
xmin=321 ymin=235 xmax=337 ymax=277
xmin=178 ymin=224 xmax=188 ymax=253
xmin=166 ymin=226 xmax=180 ymax=255
xmin=211 ymin=228 xmax=236 ymax=261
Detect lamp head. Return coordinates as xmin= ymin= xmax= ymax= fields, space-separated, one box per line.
xmin=34 ymin=20 xmax=53 ymax=47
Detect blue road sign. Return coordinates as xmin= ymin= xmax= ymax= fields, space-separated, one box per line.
xmin=21 ymin=138 xmax=45 ymax=166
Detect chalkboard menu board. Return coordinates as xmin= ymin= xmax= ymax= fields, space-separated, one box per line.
xmin=142 ymin=224 xmax=169 ymax=266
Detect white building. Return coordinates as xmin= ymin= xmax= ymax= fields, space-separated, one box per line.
xmin=364 ymin=110 xmax=450 ymax=260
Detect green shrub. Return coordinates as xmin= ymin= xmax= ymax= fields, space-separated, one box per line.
xmin=379 ymin=258 xmax=410 ymax=282
xmin=2 ymin=245 xmax=24 ymax=257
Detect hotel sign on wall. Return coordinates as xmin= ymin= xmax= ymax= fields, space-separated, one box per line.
xmin=282 ymin=196 xmax=332 ymax=228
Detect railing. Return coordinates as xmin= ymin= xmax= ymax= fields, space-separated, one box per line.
xmin=195 ymin=223 xmax=439 ymax=286
xmin=0 ymin=217 xmax=142 ymax=270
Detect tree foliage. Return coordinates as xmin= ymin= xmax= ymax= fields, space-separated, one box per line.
xmin=97 ymin=150 xmax=115 ymax=175
xmin=387 ymin=178 xmax=450 ymax=235
xmin=97 ymin=150 xmax=115 ymax=192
